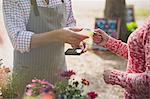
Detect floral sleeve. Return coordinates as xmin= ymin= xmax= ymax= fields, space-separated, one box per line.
xmin=107 ymin=70 xmax=150 ymax=93
xmin=105 ymin=37 xmax=128 ymax=59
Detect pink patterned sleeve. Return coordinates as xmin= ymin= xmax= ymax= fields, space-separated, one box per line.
xmin=144 ymin=22 xmax=150 ymax=70
xmin=105 ymin=37 xmax=128 ymax=59
xmin=107 ymin=70 xmax=150 ymax=93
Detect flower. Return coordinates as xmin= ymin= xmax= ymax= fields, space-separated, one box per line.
xmin=25 ymin=70 xmax=99 ymax=99
xmin=82 ymin=79 xmax=90 ymax=86
xmin=26 ymin=89 xmax=33 ymax=96
xmin=87 ymin=92 xmax=98 ymax=99
xmin=25 ymin=79 xmax=54 ymax=97
xmin=0 ymin=60 xmax=12 ymax=97
xmin=60 ymin=70 xmax=76 ymax=78
xmin=69 ymin=75 xmax=83 ymax=90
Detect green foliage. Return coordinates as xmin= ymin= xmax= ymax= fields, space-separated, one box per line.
xmin=127 ymin=22 xmax=138 ymax=33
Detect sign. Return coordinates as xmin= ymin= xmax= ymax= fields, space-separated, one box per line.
xmin=126 ymin=5 xmax=135 ymax=23
xmin=95 ymin=18 xmax=120 ymax=39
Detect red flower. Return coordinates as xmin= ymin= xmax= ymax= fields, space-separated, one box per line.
xmin=60 ymin=70 xmax=76 ymax=78
xmin=82 ymin=79 xmax=90 ymax=86
xmin=87 ymin=92 xmax=98 ymax=99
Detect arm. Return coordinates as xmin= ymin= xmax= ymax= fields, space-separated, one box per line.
xmin=105 ymin=70 xmax=150 ymax=93
xmin=93 ymin=29 xmax=128 ymax=59
xmin=3 ymin=0 xmax=33 ymax=53
xmin=104 ymin=21 xmax=150 ymax=92
xmin=3 ymin=1 xmax=60 ymax=53
xmin=3 ymin=0 xmax=87 ymax=53
xmin=105 ymin=37 xmax=128 ymax=59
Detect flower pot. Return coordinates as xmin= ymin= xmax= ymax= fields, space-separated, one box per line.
xmin=41 ymin=92 xmax=55 ymax=99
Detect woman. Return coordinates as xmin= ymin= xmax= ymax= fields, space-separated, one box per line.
xmin=93 ymin=17 xmax=150 ymax=99
xmin=3 ymin=0 xmax=88 ymax=98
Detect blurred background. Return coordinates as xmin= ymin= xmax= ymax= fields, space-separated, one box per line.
xmin=72 ymin=0 xmax=150 ymax=27
xmin=0 ymin=0 xmax=150 ymax=98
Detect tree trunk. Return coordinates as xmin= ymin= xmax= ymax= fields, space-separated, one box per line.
xmin=104 ymin=0 xmax=128 ymax=42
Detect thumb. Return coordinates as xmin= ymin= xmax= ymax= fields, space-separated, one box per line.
xmin=80 ymin=35 xmax=89 ymax=41
xmin=69 ymin=27 xmax=83 ymax=32
xmin=94 ymin=29 xmax=105 ymax=34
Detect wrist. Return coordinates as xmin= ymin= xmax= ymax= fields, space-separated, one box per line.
xmin=61 ymin=28 xmax=69 ymax=42
xmin=102 ymin=36 xmax=109 ymax=47
xmin=103 ymin=36 xmax=114 ymax=48
xmin=108 ymin=70 xmax=126 ymax=86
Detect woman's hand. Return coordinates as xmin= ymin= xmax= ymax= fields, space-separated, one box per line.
xmin=93 ymin=29 xmax=109 ymax=47
xmin=103 ymin=69 xmax=112 ymax=84
xmin=59 ymin=27 xmax=89 ymax=49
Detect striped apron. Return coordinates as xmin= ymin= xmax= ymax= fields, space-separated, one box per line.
xmin=12 ymin=0 xmax=67 ymax=98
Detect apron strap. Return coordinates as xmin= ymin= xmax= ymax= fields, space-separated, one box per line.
xmin=44 ymin=0 xmax=64 ymax=4
xmin=61 ymin=0 xmax=64 ymax=3
xmin=30 ymin=0 xmax=64 ymax=16
xmin=31 ymin=0 xmax=40 ymax=16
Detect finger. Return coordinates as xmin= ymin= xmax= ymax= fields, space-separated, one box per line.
xmin=69 ymin=27 xmax=83 ymax=32
xmin=72 ymin=40 xmax=81 ymax=48
xmin=83 ymin=43 xmax=88 ymax=52
xmin=93 ymin=34 xmax=103 ymax=39
xmin=71 ymin=44 xmax=76 ymax=48
xmin=94 ymin=29 xmax=105 ymax=34
xmin=71 ymin=41 xmax=80 ymax=48
xmin=80 ymin=42 xmax=88 ymax=52
xmin=94 ymin=39 xmax=102 ymax=44
xmin=71 ymin=44 xmax=79 ymax=48
xmin=93 ymin=32 xmax=102 ymax=36
xmin=93 ymin=32 xmax=102 ymax=37
xmin=93 ymin=35 xmax=103 ymax=43
xmin=78 ymin=35 xmax=89 ymax=41
xmin=74 ymin=35 xmax=89 ymax=42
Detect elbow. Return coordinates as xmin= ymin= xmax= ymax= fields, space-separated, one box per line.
xmin=11 ymin=39 xmax=27 ymax=53
xmin=14 ymin=44 xmax=27 ymax=53
xmin=9 ymin=35 xmax=30 ymax=53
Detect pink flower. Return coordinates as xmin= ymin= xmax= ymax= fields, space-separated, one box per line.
xmin=87 ymin=92 xmax=98 ymax=99
xmin=40 ymin=80 xmax=50 ymax=85
xmin=60 ymin=70 xmax=76 ymax=78
xmin=30 ymin=83 xmax=36 ymax=88
xmin=32 ymin=79 xmax=37 ymax=83
xmin=26 ymin=89 xmax=33 ymax=96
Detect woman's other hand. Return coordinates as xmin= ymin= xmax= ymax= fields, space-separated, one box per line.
xmin=93 ymin=29 xmax=109 ymax=47
xmin=103 ymin=69 xmax=113 ymax=84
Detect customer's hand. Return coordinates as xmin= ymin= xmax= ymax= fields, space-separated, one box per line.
xmin=93 ymin=29 xmax=109 ymax=47
xmin=59 ymin=27 xmax=89 ymax=49
xmin=103 ymin=69 xmax=112 ymax=84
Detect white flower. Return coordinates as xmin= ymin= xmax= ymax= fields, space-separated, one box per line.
xmin=69 ymin=75 xmax=83 ymax=90
xmin=68 ymin=75 xmax=89 ymax=95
